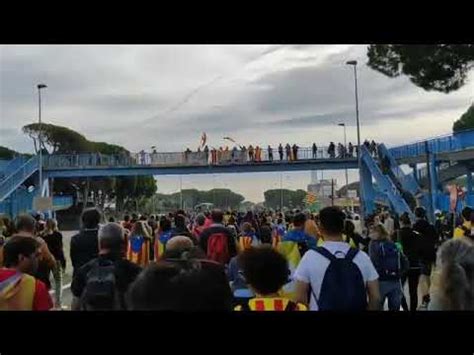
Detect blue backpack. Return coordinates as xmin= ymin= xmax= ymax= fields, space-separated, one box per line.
xmin=376 ymin=241 xmax=401 ymax=280
xmin=312 ymin=247 xmax=367 ymax=311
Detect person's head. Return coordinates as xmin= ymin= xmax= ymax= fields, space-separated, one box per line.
xmin=45 ymin=218 xmax=58 ymax=233
xmin=461 ymin=206 xmax=473 ymax=222
xmin=195 ymin=213 xmax=206 ymax=227
xmin=139 ymin=215 xmax=147 ymax=221
xmin=131 ymin=221 xmax=151 ymax=239
xmin=163 ymin=236 xmax=194 ymax=258
xmin=344 ymin=220 xmax=355 ymax=235
xmin=108 ymin=217 xmax=116 ymax=223
xmin=124 ymin=215 xmax=130 ymax=222
xmin=238 ymin=246 xmax=289 ymax=296
xmin=81 ymin=208 xmax=102 ymax=229
xmin=127 ymin=261 xmax=232 ymax=311
xmin=399 ymin=212 xmax=412 ymax=227
xmin=318 ymin=207 xmax=345 ymax=239
xmin=159 ymin=216 xmax=172 ymax=232
xmin=14 ymin=214 xmax=36 ymax=235
xmin=437 ymin=239 xmax=474 ymax=310
xmin=228 ymin=215 xmax=236 ymax=225
xmin=414 ymin=206 xmax=426 ymax=220
xmin=175 ymin=214 xmax=187 ymax=229
xmin=371 ymin=223 xmax=390 ymax=241
xmin=241 ymin=222 xmax=253 ymax=235
xmin=149 ymin=215 xmax=155 ymax=221
xmin=3 ymin=236 xmax=41 ymax=274
xmin=211 ymin=209 xmax=224 ymax=224
xmin=277 ymin=218 xmax=283 ymax=225
xmin=292 ymin=213 xmax=306 ymax=229
xmin=98 ymin=223 xmax=126 ymax=255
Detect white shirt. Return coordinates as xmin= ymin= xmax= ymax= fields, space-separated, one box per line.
xmin=294 ymin=241 xmax=379 ymax=311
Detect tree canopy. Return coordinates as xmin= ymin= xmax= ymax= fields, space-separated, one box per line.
xmin=264 ymin=189 xmax=307 ymax=210
xmin=453 ymin=104 xmax=474 ymax=132
xmin=367 ymin=45 xmax=474 ymax=93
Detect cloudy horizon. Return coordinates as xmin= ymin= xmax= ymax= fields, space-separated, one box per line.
xmin=1 ymin=45 xmax=473 ymax=202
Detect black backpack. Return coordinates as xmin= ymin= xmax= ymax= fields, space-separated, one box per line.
xmin=312 ymin=247 xmax=367 ymax=311
xmin=80 ymin=259 xmax=121 ymax=311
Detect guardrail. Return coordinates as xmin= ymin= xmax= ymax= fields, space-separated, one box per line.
xmin=43 ymin=146 xmax=358 ymax=169
xmin=0 ymin=156 xmax=38 ymax=202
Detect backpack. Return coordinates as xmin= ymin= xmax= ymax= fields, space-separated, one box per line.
xmin=240 ymin=299 xmax=298 ymax=311
xmin=376 ymin=241 xmax=402 ymax=280
xmin=312 ymin=247 xmax=367 ymax=311
xmin=80 ymin=259 xmax=121 ymax=311
xmin=207 ymin=232 xmax=230 ymax=265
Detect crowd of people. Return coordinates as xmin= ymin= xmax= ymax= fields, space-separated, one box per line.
xmin=0 ymin=203 xmax=473 ymax=311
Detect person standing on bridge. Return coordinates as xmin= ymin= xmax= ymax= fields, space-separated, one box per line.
xmin=248 ymin=145 xmax=255 ymax=162
xmin=211 ymin=148 xmax=217 ymax=165
xmin=278 ymin=144 xmax=284 ymax=161
xmin=292 ymin=144 xmax=299 ymax=161
xmin=312 ymin=143 xmax=317 ymax=159
xmin=285 ymin=144 xmax=291 ymax=161
xmin=268 ymin=145 xmax=273 ymax=162
xmin=204 ymin=145 xmax=210 ymax=164
xmin=348 ymin=142 xmax=354 ymax=157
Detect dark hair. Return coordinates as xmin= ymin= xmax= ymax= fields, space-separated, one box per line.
xmin=292 ymin=213 xmax=306 ymax=228
xmin=124 ymin=215 xmax=130 ymax=222
xmin=344 ymin=220 xmax=355 ymax=235
xmin=319 ymin=207 xmax=345 ymax=235
xmin=196 ymin=214 xmax=206 ymax=226
xmin=81 ymin=208 xmax=101 ymax=229
xmin=14 ymin=214 xmax=36 ymax=233
xmin=108 ymin=217 xmax=116 ymax=223
xmin=175 ymin=214 xmax=186 ymax=228
xmin=415 ymin=206 xmax=426 ymax=219
xmin=160 ymin=216 xmax=172 ymax=232
xmin=400 ymin=212 xmax=411 ymax=226
xmin=139 ymin=215 xmax=147 ymax=221
xmin=211 ymin=209 xmax=224 ymax=223
xmin=3 ymin=236 xmax=40 ymax=267
xmin=462 ymin=206 xmax=473 ymax=221
xmin=127 ymin=261 xmax=232 ymax=311
xmin=238 ymin=246 xmax=289 ymax=295
xmin=277 ymin=218 xmax=283 ymax=224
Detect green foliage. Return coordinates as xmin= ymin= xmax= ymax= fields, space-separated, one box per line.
xmin=264 ymin=189 xmax=307 ymax=210
xmin=367 ymin=45 xmax=474 ymax=93
xmin=0 ymin=146 xmax=19 ymax=159
xmin=453 ymin=104 xmax=474 ymax=132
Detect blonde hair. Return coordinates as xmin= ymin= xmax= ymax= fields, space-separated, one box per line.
xmin=45 ymin=218 xmax=58 ymax=233
xmin=373 ymin=224 xmax=389 ymax=240
xmin=438 ymin=239 xmax=474 ymax=310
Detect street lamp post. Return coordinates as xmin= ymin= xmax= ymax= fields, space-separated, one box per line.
xmin=37 ymin=84 xmax=47 ymax=196
xmin=338 ymin=123 xmax=349 ymax=202
xmin=346 ymin=60 xmax=362 ymax=215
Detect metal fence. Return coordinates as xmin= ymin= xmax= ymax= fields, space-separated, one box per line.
xmin=43 ymin=146 xmax=357 ymax=169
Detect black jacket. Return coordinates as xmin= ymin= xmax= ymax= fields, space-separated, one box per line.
xmin=398 ymin=227 xmax=422 ymax=268
xmin=41 ymin=231 xmax=66 ymax=269
xmin=70 ymin=229 xmax=99 ymax=277
xmin=413 ymin=219 xmax=438 ymax=263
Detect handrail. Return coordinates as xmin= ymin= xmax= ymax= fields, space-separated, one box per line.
xmin=43 ymin=146 xmax=357 ymax=169
xmin=0 ymin=156 xmax=39 ymax=202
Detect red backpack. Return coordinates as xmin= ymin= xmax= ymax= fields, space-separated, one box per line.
xmin=207 ymin=232 xmax=230 ymax=265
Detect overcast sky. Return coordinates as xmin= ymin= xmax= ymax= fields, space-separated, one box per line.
xmin=1 ymin=45 xmax=473 ymax=202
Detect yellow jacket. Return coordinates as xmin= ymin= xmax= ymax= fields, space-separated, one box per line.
xmin=454 ymin=221 xmax=471 ymax=239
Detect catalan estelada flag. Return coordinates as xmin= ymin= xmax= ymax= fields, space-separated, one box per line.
xmin=126 ymin=235 xmax=151 ymax=267
xmin=234 ymin=297 xmax=307 ymax=311
xmin=304 ymin=192 xmax=317 ymax=205
xmin=154 ymin=230 xmax=173 ymax=261
xmin=276 ymin=241 xmax=303 ymax=300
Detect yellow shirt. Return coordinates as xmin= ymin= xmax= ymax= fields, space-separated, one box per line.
xmin=454 ymin=221 xmax=471 ymax=239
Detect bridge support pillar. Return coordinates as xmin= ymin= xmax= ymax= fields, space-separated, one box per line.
xmin=360 ymin=161 xmax=375 ymax=216
xmin=410 ymin=163 xmax=418 ymax=183
xmin=467 ymin=172 xmax=473 ymax=195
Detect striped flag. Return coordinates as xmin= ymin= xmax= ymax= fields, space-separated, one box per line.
xmin=304 ymin=192 xmax=317 ymax=205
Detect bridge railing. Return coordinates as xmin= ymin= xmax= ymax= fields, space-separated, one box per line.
xmin=389 ymin=133 xmax=464 ymax=160
xmin=43 ymin=146 xmax=357 ymax=169
xmin=0 ymin=156 xmax=38 ymax=202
